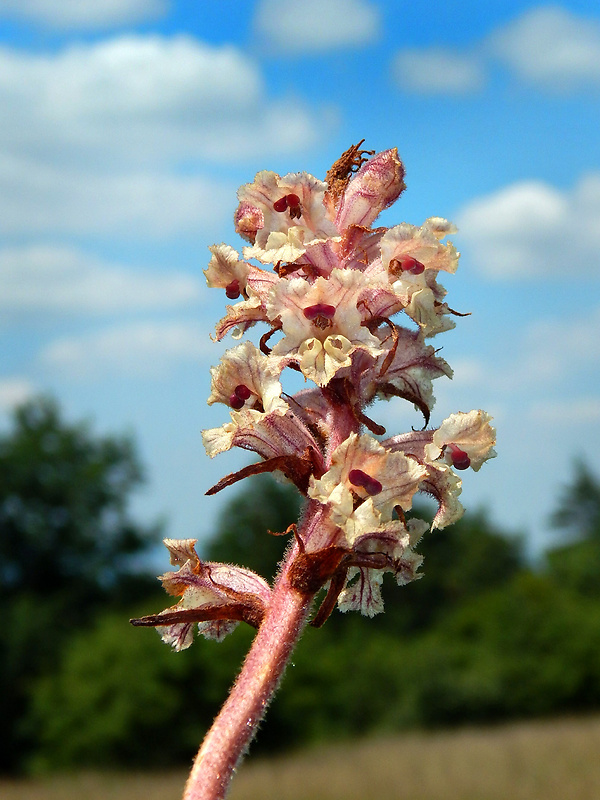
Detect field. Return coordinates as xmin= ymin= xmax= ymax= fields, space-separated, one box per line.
xmin=3 ymin=715 xmax=600 ymax=800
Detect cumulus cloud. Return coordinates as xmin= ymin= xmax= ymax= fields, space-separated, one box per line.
xmin=0 ymin=36 xmax=322 ymax=168
xmin=0 ymin=158 xmax=233 ymax=238
xmin=517 ymin=305 xmax=600 ymax=385
xmin=530 ymin=397 xmax=600 ymax=424
xmin=490 ymin=5 xmax=600 ymax=89
xmin=0 ymin=378 xmax=35 ymax=413
xmin=40 ymin=321 xmax=213 ymax=379
xmin=392 ymin=48 xmax=485 ymax=94
xmin=392 ymin=5 xmax=600 ymax=95
xmin=457 ymin=173 xmax=600 ymax=278
xmin=0 ymin=35 xmax=329 ymax=238
xmin=0 ymin=244 xmax=202 ymax=316
xmin=254 ymin=0 xmax=380 ymax=52
xmin=0 ymin=0 xmax=167 ymax=30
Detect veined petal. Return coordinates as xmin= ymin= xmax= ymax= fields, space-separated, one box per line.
xmin=214 ymin=295 xmax=268 ymax=341
xmin=308 ymin=433 xmax=427 ymax=523
xmin=207 ymin=341 xmax=286 ymax=415
xmin=203 ymin=404 xmax=321 ymax=466
xmin=235 ymin=170 xmax=337 ymax=256
xmin=422 ymin=217 xmax=458 ymax=240
xmin=426 ymin=410 xmax=497 ymax=471
xmin=140 ymin=540 xmax=272 ymax=650
xmin=381 ymin=222 xmax=459 ymax=275
xmin=338 ymin=565 xmax=385 ymax=617
xmin=204 ymin=244 xmax=252 ymax=295
xmin=335 ymin=148 xmax=406 ymax=231
xmin=404 ymin=287 xmax=456 ymax=337
xmin=337 ymin=516 xmax=425 ymax=616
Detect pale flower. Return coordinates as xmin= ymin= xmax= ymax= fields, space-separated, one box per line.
xmin=425 ymin=410 xmax=497 ymax=471
xmin=267 ymin=268 xmax=385 ymax=385
xmin=135 ymin=539 xmax=272 ymax=650
xmin=133 ymin=142 xmax=498 ymax=800
xmin=207 ymin=341 xmax=286 ymax=415
xmin=235 ymin=170 xmax=338 ymax=263
xmin=308 ymin=432 xmax=427 ymax=528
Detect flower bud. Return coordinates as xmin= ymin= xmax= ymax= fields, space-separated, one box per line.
xmin=335 ymin=148 xmax=406 ymax=231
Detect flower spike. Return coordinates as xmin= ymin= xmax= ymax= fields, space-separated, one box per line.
xmin=132 ymin=141 xmax=496 ymax=800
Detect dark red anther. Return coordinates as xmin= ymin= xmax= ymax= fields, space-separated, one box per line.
xmin=348 ymin=468 xmax=383 ymax=496
xmin=286 ymin=193 xmax=300 ymax=207
xmin=273 ymin=196 xmax=288 ymax=212
xmin=225 ymin=279 xmax=241 ymax=299
xmin=229 ymin=384 xmax=252 ymax=409
xmin=389 ymin=255 xmax=425 ymax=276
xmin=303 ymin=303 xmax=336 ymax=321
xmin=229 ymin=392 xmax=245 ymax=410
xmin=234 ymin=384 xmax=251 ymax=401
xmin=447 ymin=443 xmax=471 ymax=470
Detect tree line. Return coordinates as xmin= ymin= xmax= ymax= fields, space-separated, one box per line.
xmin=2 ymin=397 xmax=600 ymax=774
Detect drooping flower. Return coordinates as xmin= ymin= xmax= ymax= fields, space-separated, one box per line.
xmin=131 ymin=539 xmax=272 ymax=648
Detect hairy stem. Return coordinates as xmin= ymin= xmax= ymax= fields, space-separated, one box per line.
xmin=182 ymin=540 xmax=314 ymax=800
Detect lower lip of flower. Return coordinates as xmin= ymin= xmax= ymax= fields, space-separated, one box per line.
xmin=348 ymin=468 xmax=383 ymax=496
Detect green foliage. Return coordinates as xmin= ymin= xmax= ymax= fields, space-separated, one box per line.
xmin=203 ymin=473 xmax=303 ymax=581
xmin=7 ymin=401 xmax=600 ymax=774
xmin=28 ymin=596 xmax=258 ymax=770
xmin=0 ymin=396 xmax=160 ymax=603
xmin=546 ymin=460 xmax=600 ymax=596
xmin=551 ymin=459 xmax=600 ymax=541
xmin=0 ymin=397 xmax=160 ymax=772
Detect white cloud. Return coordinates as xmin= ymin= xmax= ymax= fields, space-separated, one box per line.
xmin=0 ymin=35 xmax=329 ymax=237
xmin=391 ymin=6 xmax=600 ymax=95
xmin=392 ymin=48 xmax=485 ymax=94
xmin=0 ymin=36 xmax=322 ymax=168
xmin=517 ymin=305 xmax=600 ymax=385
xmin=0 ymin=378 xmax=35 ymax=412
xmin=0 ymin=244 xmax=202 ymax=315
xmin=490 ymin=6 xmax=600 ymax=88
xmin=459 ymin=305 xmax=600 ymax=397
xmin=457 ymin=173 xmax=600 ymax=278
xmin=254 ymin=0 xmax=380 ymax=53
xmin=40 ymin=321 xmax=213 ymax=379
xmin=0 ymin=0 xmax=166 ymax=30
xmin=0 ymin=157 xmax=233 ymax=238
xmin=531 ymin=397 xmax=600 ymax=424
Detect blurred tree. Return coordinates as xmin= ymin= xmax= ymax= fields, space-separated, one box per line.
xmin=29 ymin=609 xmax=254 ymax=771
xmin=0 ymin=396 xmax=160 ymax=772
xmin=547 ymin=460 xmax=600 ymax=597
xmin=551 ymin=459 xmax=600 ymax=540
xmin=203 ymin=473 xmax=303 ymax=582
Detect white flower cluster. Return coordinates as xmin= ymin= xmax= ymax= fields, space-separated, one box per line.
xmin=138 ymin=143 xmax=496 ymax=646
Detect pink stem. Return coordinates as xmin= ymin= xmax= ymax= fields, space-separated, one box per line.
xmin=183 ymin=393 xmax=360 ymax=800
xmin=182 ymin=540 xmax=314 ymax=800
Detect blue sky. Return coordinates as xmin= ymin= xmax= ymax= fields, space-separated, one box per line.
xmin=1 ymin=0 xmax=599 ymax=558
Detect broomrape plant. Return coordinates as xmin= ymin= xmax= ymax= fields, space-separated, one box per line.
xmin=131 ymin=142 xmax=496 ymax=800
